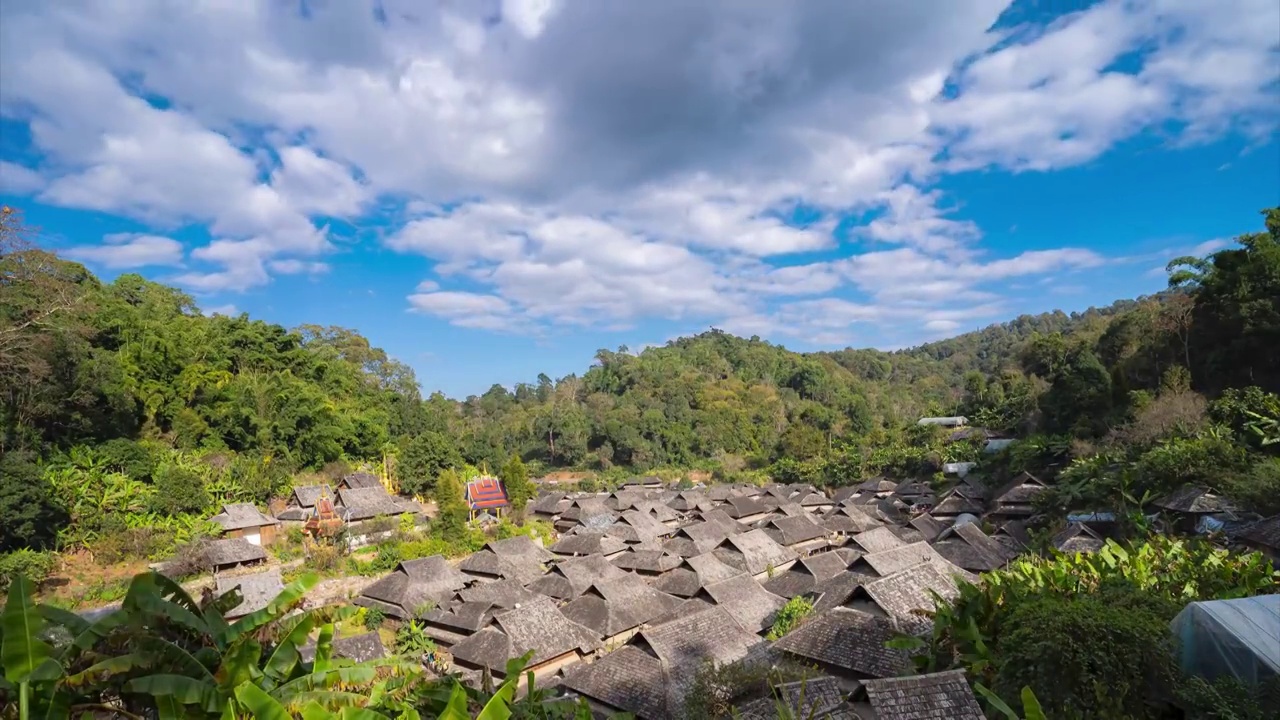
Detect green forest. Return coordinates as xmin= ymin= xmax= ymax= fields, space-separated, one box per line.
xmin=3 ymin=205 xmax=1279 ymax=558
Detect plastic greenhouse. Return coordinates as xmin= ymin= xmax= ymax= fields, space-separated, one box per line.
xmin=1169 ymin=595 xmax=1280 ymax=686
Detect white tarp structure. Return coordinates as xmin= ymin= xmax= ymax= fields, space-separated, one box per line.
xmin=1170 ymin=595 xmax=1280 ymax=686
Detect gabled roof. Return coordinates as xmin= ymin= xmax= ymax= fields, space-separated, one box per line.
xmin=909 ymin=514 xmax=947 ymax=542
xmin=609 ymin=548 xmax=682 ymax=574
xmin=667 ymin=491 xmax=713 ymax=512
xmin=449 ymin=597 xmax=602 ymax=671
xmin=561 ymin=575 xmax=683 ymax=637
xmin=701 ymin=574 xmax=786 ymax=632
xmin=466 ymin=476 xmax=509 ymax=510
xmin=550 ymin=531 xmax=628 ymax=557
xmin=859 ymin=562 xmax=963 ymax=634
xmin=633 ymin=500 xmax=681 ymax=524
xmin=423 ymin=601 xmax=497 ymax=634
xmin=849 ymin=526 xmax=907 ymax=555
xmin=991 ymin=471 xmax=1047 ymax=504
xmin=215 ymin=568 xmax=283 ymax=619
xmin=607 ymin=509 xmax=673 ymax=544
xmin=291 ymin=484 xmax=334 ymax=509
xmin=893 ymin=479 xmax=933 ymax=499
xmin=735 ymin=677 xmax=855 ymax=720
xmin=529 ymin=491 xmax=570 ymax=515
xmin=456 ymin=578 xmax=539 ymax=609
xmin=714 ymin=529 xmax=798 ymax=575
xmin=203 ymin=537 xmax=267 ymax=568
xmin=933 ymin=523 xmax=1009 ymax=572
xmin=763 ymin=514 xmax=828 ymax=547
xmin=1052 ymin=522 xmax=1105 ymax=554
xmin=796 ymin=492 xmax=833 ymax=507
xmin=210 ymin=503 xmax=278 ymax=531
xmin=931 ymin=492 xmax=985 ymax=517
xmin=337 ymin=487 xmax=415 ymax=520
xmin=561 ymin=646 xmax=668 ymax=720
xmin=822 ymin=504 xmax=884 ymax=534
xmin=299 ymin=632 xmax=387 ymax=664
xmin=722 ymin=496 xmax=776 ymax=519
xmin=459 ymin=549 xmax=545 ymax=584
xmin=771 ymin=608 xmax=910 ymax=678
xmin=357 ymin=555 xmax=470 ymax=619
xmin=527 ymin=554 xmax=628 ymax=600
xmin=339 ymin=472 xmax=383 ymax=490
xmin=634 ymin=605 xmax=764 ymax=680
xmin=488 ymin=534 xmax=554 ymax=563
xmin=662 ymin=520 xmax=736 ymax=557
xmin=859 ymin=541 xmax=949 ymax=577
xmin=1153 ymin=484 xmax=1227 ymax=514
xmin=651 ymin=552 xmax=746 ymax=598
xmin=857 ymin=669 xmax=983 ymax=720
xmin=810 ymin=571 xmax=879 ymax=614
xmin=1238 ymin=514 xmax=1280 ymax=550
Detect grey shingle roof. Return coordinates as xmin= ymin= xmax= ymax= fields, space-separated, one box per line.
xmin=701 ymin=574 xmax=786 ymax=632
xmin=530 ymin=492 xmax=570 ymax=515
xmin=634 ymin=605 xmax=766 ymax=709
xmin=561 ymin=646 xmax=668 ymax=719
xmin=810 ymin=571 xmax=880 ymax=614
xmin=859 ymin=669 xmax=983 ymax=719
xmin=932 ymin=523 xmax=1009 ymax=572
xmin=203 ymin=537 xmax=267 ymax=568
xmin=1052 ymin=523 xmax=1105 ymax=554
xmin=763 ymin=514 xmax=829 ymax=547
xmin=210 ymin=503 xmax=278 ymax=531
xmin=337 ymin=487 xmax=415 ymax=521
xmin=714 ymin=529 xmax=798 ymax=576
xmin=822 ymin=504 xmax=884 ymax=534
xmin=215 ymin=568 xmax=283 ymax=619
xmin=561 ymin=575 xmax=683 ymax=637
xmin=909 ymin=514 xmax=947 ymax=542
xmin=449 ymin=596 xmax=602 ymax=672
xmin=457 ymin=577 xmax=540 ymax=609
xmin=1153 ymin=484 xmax=1227 ymax=513
xmin=1238 ymin=514 xmax=1280 ymax=550
xmin=931 ymin=492 xmax=985 ymax=516
xmin=609 ymin=548 xmax=682 ymax=574
xmin=607 ymin=509 xmax=673 ymax=544
xmin=771 ymin=608 xmax=910 ymax=678
xmin=723 ymin=496 xmax=776 ymax=519
xmin=662 ymin=520 xmax=736 ymax=557
xmin=298 ymin=631 xmax=387 ymax=664
xmin=424 ymin=601 xmax=497 ymax=634
xmin=734 ymin=676 xmax=856 ymax=720
xmin=488 ymin=534 xmax=554 ymax=563
xmin=849 ymin=526 xmax=908 ymax=555
xmin=340 ymin=472 xmax=383 ymax=489
xmin=859 ymin=542 xmax=951 ymax=577
xmin=634 ymin=500 xmax=681 ymax=524
xmin=527 ymin=554 xmax=628 ymax=600
xmin=651 ymin=552 xmax=746 ymax=597
xmin=550 ymin=530 xmax=628 ymax=557
xmin=357 ymin=555 xmax=470 ymax=619
xmin=667 ymin=491 xmax=713 ymax=512
xmin=292 ymin=484 xmax=334 ymax=508
xmin=761 ymin=551 xmax=855 ymax=598
xmin=796 ymin=492 xmax=834 ymax=507
xmin=860 ymin=562 xmax=963 ymax=634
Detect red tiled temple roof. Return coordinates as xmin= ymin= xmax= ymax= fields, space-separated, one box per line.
xmin=467 ymin=476 xmax=510 ymax=510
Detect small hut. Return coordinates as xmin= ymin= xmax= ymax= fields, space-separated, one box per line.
xmin=465 ymin=476 xmax=510 ymax=520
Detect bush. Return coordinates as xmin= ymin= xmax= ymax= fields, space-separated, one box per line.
xmin=1177 ymin=675 xmax=1280 ymax=720
xmin=151 ymin=464 xmax=211 ymax=515
xmin=363 ymin=607 xmax=386 ymax=631
xmin=0 ymin=549 xmax=58 ymax=590
xmin=97 ymin=438 xmax=160 ymax=482
xmin=395 ymin=620 xmax=438 ymax=657
xmin=306 ymin=543 xmax=344 ymax=573
xmin=1223 ymin=457 xmax=1280 ymax=516
xmin=766 ymin=596 xmax=814 ymax=641
xmin=0 ymin=453 xmax=67 ymax=552
xmin=95 ymin=527 xmax=169 ymax=564
xmin=994 ymin=587 xmax=1178 ymax=719
xmin=161 ymin=538 xmax=210 ymax=580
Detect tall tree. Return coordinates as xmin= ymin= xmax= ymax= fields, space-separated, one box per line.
xmin=433 ymin=468 xmax=469 ymax=540
xmin=500 ymin=453 xmax=532 ymax=514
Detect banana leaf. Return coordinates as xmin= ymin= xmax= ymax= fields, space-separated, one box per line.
xmin=225 ymin=572 xmax=319 ymax=643
xmin=234 ymin=682 xmax=293 ymax=720
xmin=1 ymin=576 xmax=62 ymax=683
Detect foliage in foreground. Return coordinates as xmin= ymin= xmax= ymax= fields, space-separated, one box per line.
xmin=892 ymin=536 xmax=1278 ymax=719
xmin=0 ymin=570 xmax=598 ymax=719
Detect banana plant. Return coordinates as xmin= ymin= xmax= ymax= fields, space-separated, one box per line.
xmin=973 ymin=683 xmax=1047 ymax=720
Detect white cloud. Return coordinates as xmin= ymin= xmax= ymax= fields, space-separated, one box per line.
xmin=63 ymin=232 xmax=184 ymax=268
xmin=1191 ymin=238 xmax=1229 ymax=255
xmin=202 ymin=304 xmax=238 ymax=317
xmin=0 ymin=161 xmax=44 ymax=194
xmin=0 ymin=0 xmax=1274 ymax=350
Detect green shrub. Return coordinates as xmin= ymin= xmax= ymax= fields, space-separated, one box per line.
xmin=1177 ymin=675 xmax=1280 ymax=720
xmin=766 ymin=596 xmax=814 ymax=641
xmin=994 ymin=587 xmax=1177 ymax=719
xmin=362 ymin=607 xmax=386 ymax=631
xmin=97 ymin=438 xmax=160 ymax=482
xmin=395 ymin=620 xmax=438 ymax=657
xmin=95 ymin=527 xmax=169 ymax=564
xmin=1223 ymin=457 xmax=1280 ymax=516
xmin=306 ymin=543 xmax=344 ymax=573
xmin=151 ymin=464 xmax=211 ymax=515
xmin=0 ymin=549 xmax=58 ymax=590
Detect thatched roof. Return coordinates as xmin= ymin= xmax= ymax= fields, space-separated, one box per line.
xmin=203 ymin=538 xmax=267 ymax=568
xmin=713 ymin=529 xmax=797 ymax=576
xmin=771 ymin=607 xmax=910 ymax=677
xmin=527 ymin=554 xmax=628 ymax=600
xmin=449 ymin=597 xmax=602 ymax=672
xmin=849 ymin=526 xmax=907 ymax=555
xmin=857 ymin=669 xmax=983 ymax=719
xmin=215 ymin=568 xmax=282 ymax=619
xmin=702 ymin=574 xmax=786 ymax=632
xmin=561 ymin=646 xmax=668 ymax=719
xmin=210 ymin=503 xmax=278 ymax=531
xmin=550 ymin=531 xmax=628 ymax=557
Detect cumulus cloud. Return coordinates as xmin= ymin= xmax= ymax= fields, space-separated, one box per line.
xmin=0 ymin=0 xmax=1274 ymax=347
xmin=63 ymin=232 xmax=184 ymax=269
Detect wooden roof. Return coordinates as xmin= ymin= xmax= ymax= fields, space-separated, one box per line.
xmin=771 ymin=607 xmax=910 ymax=677
xmin=858 ymin=669 xmax=983 ymax=719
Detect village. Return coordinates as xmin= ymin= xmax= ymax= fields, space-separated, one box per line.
xmin=143 ymin=416 xmax=1280 ymax=720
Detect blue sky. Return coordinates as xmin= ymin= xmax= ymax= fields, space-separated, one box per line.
xmin=1 ymin=0 xmax=1278 ymax=398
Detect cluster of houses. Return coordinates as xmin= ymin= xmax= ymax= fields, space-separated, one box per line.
xmin=199 ymin=462 xmax=1280 ymax=718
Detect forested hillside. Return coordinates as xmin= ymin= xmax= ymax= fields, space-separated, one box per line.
xmin=2 ymin=205 xmax=1278 ymax=555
